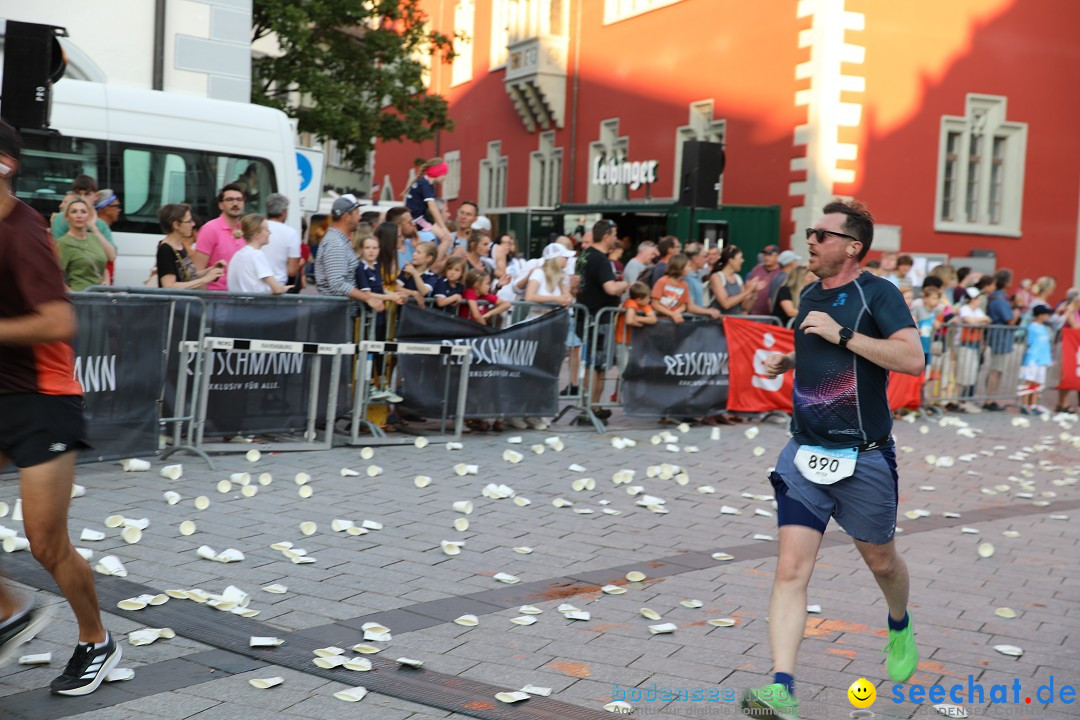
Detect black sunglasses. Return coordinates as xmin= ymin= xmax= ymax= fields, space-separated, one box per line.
xmin=805 ymin=227 xmax=859 ymax=243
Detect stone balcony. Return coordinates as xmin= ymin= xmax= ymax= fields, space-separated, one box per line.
xmin=504 ymin=34 xmax=568 ymax=132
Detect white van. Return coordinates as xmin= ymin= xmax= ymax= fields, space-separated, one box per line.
xmin=13 ymin=79 xmax=302 ymax=287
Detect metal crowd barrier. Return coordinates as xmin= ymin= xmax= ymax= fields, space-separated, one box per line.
xmin=186 ymin=336 xmax=354 ymax=456
xmin=348 ymin=340 xmax=472 ymax=445
xmin=575 ymin=309 xmax=781 ymax=432
xmin=925 ymin=322 xmax=1026 ymax=408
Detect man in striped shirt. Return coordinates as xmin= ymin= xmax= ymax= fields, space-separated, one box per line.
xmin=314 ymin=196 xmax=376 ymax=310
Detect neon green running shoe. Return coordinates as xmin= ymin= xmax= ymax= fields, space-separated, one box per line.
xmin=883 ymin=614 xmax=919 ymax=682
xmin=741 ymin=683 xmax=798 ymax=719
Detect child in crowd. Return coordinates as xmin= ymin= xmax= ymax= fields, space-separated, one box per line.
xmin=401 ymin=241 xmax=438 ymax=306
xmin=651 ymin=254 xmax=720 ymax=323
xmin=615 ymin=282 xmax=657 ymax=375
xmin=461 ymin=268 xmax=511 ymax=325
xmin=913 ymin=285 xmax=942 ymax=369
xmin=356 ymin=234 xmax=406 ymax=406
xmin=436 ymin=255 xmax=467 ymax=312
xmin=1019 ymin=305 xmax=1053 ymax=414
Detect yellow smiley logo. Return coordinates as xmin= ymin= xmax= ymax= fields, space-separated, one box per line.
xmin=848 ymin=678 xmax=876 ymax=708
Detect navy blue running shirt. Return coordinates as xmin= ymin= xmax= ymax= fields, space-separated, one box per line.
xmin=790 ymin=272 xmax=915 ymax=449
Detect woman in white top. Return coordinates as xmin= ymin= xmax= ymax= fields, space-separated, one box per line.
xmin=227 ymin=214 xmax=291 ymax=294
xmin=525 ymin=243 xmax=576 ymax=318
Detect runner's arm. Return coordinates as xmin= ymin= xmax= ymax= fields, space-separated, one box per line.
xmin=0 ymin=299 xmax=75 ymax=344
xmin=801 ymin=310 xmax=923 ymax=375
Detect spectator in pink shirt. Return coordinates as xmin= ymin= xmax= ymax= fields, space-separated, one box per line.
xmin=193 ymin=183 xmax=246 ymax=290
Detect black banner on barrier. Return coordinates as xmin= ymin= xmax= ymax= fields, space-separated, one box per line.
xmin=163 ymin=296 xmax=351 ymax=435
xmin=620 ymin=320 xmax=729 ymax=417
xmin=74 ymin=295 xmax=171 ymax=462
xmin=395 ymin=305 xmax=569 ymax=417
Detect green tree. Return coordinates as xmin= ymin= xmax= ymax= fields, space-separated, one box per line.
xmin=252 ymin=0 xmax=454 ymax=169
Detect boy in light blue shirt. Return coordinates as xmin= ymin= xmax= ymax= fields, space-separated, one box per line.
xmin=1020 ymin=304 xmax=1053 ymax=414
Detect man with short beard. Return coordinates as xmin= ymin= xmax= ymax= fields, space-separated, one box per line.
xmin=193 ymin=183 xmax=247 ymax=290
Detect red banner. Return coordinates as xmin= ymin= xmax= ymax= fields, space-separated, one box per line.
xmin=887 ymin=371 xmax=924 ymax=411
xmin=723 ymin=317 xmax=794 ymax=413
xmin=1061 ymin=328 xmax=1080 ymax=392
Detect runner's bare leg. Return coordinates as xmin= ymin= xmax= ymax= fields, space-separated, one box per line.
xmin=19 ymin=452 xmax=105 ymax=643
xmin=853 ymin=538 xmax=910 ymax=622
xmin=769 ymin=524 xmax=824 ymax=673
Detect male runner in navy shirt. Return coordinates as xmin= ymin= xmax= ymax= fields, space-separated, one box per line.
xmin=743 ymin=201 xmax=924 ymax=720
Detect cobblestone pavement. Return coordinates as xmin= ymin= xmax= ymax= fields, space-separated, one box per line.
xmin=1 ymin=408 xmax=1077 ymax=720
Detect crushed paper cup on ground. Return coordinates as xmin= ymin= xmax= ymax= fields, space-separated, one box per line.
xmin=76 ymin=547 xmax=93 ymax=561
xmin=121 ymin=458 xmax=151 ymax=472
xmin=18 ymin=653 xmax=51 ymax=665
xmin=313 ymin=646 xmax=344 ymax=657
xmin=248 ymin=676 xmax=282 ymax=689
xmin=519 ymin=605 xmax=542 ymax=615
xmin=648 ymin=622 xmax=678 ymax=634
xmin=441 ymin=540 xmax=464 ymax=556
xmin=94 ymin=555 xmax=127 ymax=577
xmin=625 ymin=571 xmax=646 ymax=582
xmin=250 ymin=636 xmax=284 ymax=647
xmin=454 ymin=614 xmax=479 ymax=627
xmin=340 ymin=467 xmax=359 ymax=477
xmin=708 ymin=618 xmax=737 ymax=627
xmin=493 ymin=572 xmax=520 ymax=584
xmin=994 ymin=644 xmax=1023 ymax=656
xmin=159 ymin=464 xmax=182 ymax=480
xmin=511 ymin=616 xmax=537 ymax=626
xmin=605 ymin=700 xmax=634 ymax=713
xmin=334 ymin=686 xmax=368 ymax=702
xmin=344 ymin=657 xmax=372 ymax=671
xmin=397 ymin=657 xmax=424 ymax=668
xmin=163 ymin=491 xmax=181 ymax=505
xmin=314 ymin=656 xmax=348 ymax=669
xmin=521 ymin=685 xmax=552 ymax=696
xmin=104 ymin=667 xmax=135 ymax=682
xmin=640 ymin=608 xmax=662 ymax=620
xmin=128 ymin=627 xmax=175 ymax=646
xmin=496 ymin=691 xmax=530 ymax=703
xmin=80 ymin=528 xmax=105 ymax=542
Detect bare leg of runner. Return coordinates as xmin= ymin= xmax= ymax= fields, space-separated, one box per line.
xmin=19 ymin=452 xmax=105 ymax=643
xmin=853 ymin=538 xmax=910 ymax=621
xmin=768 ymin=524 xmax=824 ymax=673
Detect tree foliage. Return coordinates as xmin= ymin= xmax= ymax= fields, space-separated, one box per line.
xmin=252 ymin=0 xmax=454 ymax=169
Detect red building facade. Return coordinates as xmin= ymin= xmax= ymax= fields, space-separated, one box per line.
xmin=372 ymin=0 xmax=1080 ymax=295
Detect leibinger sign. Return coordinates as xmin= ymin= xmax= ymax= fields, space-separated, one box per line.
xmin=591 ymin=155 xmax=658 ymax=190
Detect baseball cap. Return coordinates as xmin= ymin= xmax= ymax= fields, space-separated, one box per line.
xmin=1031 ymin=304 xmax=1053 ymax=317
xmin=542 ymin=242 xmax=575 ymax=260
xmin=778 ymin=250 xmax=802 ymax=265
xmin=762 ymin=244 xmax=780 ymax=254
xmin=331 ymin=195 xmax=360 ymax=219
xmin=471 ymin=216 xmax=492 ymax=231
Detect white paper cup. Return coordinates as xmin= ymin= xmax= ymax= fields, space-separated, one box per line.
xmin=70 ymin=484 xmax=86 ymax=498
xmin=194 ymin=496 xmax=210 ymax=510
xmin=245 ymin=449 xmax=261 ymax=463
xmin=241 ymin=485 xmax=257 ymax=498
xmin=96 ymin=555 xmax=125 ymax=576
xmin=80 ymin=528 xmax=105 ymax=541
xmin=331 ymin=519 xmax=355 ymax=532
xmin=3 ymin=536 xmax=29 ymax=552
xmin=299 ymin=521 xmax=317 ymax=536
xmin=414 ymin=475 xmax=432 ymax=488
xmin=452 ymin=501 xmax=473 ymax=514
xmin=163 ymin=491 xmax=181 ymax=505
xmin=104 ymin=515 xmax=125 ymax=528
xmin=216 ymin=480 xmax=232 ymax=494
xmin=360 ymin=447 xmax=374 ymax=460
xmin=230 ymin=472 xmax=251 ymax=485
xmin=221 ymin=585 xmax=250 ymax=607
xmin=414 ymin=437 xmax=429 ymax=449
xmin=122 ymin=458 xmax=151 ymax=472
xmin=125 ymin=518 xmax=150 ymax=530
xmin=453 ymin=518 xmax=469 ymax=532
xmin=258 ymin=472 xmax=273 ymax=485
xmin=294 ymin=472 xmax=311 ymax=485
xmin=196 ymin=545 xmax=217 ymax=560
xmin=215 ymin=548 xmax=244 ymax=562
xmin=366 ymin=465 xmax=383 ymax=477
xmin=76 ymin=547 xmax=94 ymax=561
xmin=159 ymin=464 xmax=182 ymax=480
xmin=18 ymin=653 xmax=51 ymax=665
xmin=298 ymin=485 xmax=313 ymax=499
xmin=179 ymin=520 xmax=196 ymax=536
xmin=121 ymin=526 xmax=142 ymax=544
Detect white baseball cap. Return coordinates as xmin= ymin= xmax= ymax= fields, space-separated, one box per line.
xmin=470 ymin=216 xmax=492 ymax=231
xmin=542 ymin=243 xmax=575 ymax=260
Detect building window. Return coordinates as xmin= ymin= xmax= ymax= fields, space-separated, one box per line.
xmin=452 ymin=0 xmax=474 ymax=87
xmin=529 ymin=131 xmax=562 ymax=207
xmin=478 ymin=141 xmax=508 ymax=211
xmin=490 ymin=0 xmax=510 ymax=69
xmin=603 ymin=0 xmax=685 ymax=25
xmin=935 ymin=94 xmax=1026 ymax=237
xmin=586 ymin=119 xmax=630 ymax=203
xmin=443 ymin=150 xmax=462 ymax=201
xmin=673 ymin=100 xmax=726 ymax=206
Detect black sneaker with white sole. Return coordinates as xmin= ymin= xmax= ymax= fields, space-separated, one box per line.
xmin=50 ymin=631 xmax=121 ymax=696
xmin=0 ymin=605 xmax=51 ymax=666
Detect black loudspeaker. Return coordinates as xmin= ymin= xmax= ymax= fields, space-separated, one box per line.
xmin=1 ymin=21 xmax=68 ymax=131
xmin=678 ymin=140 xmax=726 ymax=208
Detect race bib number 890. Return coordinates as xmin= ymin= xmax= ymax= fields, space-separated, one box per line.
xmin=794 ymin=445 xmax=857 ymax=485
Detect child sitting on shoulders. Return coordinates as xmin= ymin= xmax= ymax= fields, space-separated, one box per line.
xmin=435 ymin=255 xmax=467 ymax=312
xmin=461 ymin=268 xmax=511 ymax=325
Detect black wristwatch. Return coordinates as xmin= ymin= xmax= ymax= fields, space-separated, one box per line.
xmin=838 ymin=327 xmax=854 ymax=348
